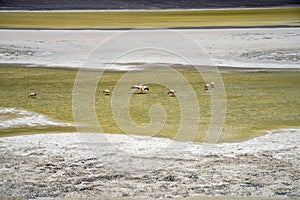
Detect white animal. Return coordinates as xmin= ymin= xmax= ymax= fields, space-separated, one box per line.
xmin=103 ymin=89 xmax=110 ymax=95
xmin=167 ymin=89 xmax=176 ymax=96
xmin=28 ymin=92 xmax=37 ymax=98
xmin=131 ymin=85 xmax=149 ymax=93
xmin=204 ymin=83 xmax=210 ymax=90
xmin=204 ymin=82 xmax=215 ymax=90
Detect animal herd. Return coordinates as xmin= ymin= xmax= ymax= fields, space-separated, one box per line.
xmin=100 ymin=82 xmax=215 ymax=97
xmin=27 ymin=82 xmax=214 ymax=99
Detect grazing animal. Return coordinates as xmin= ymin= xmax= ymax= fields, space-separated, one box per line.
xmin=131 ymin=85 xmax=149 ymax=93
xmin=167 ymin=89 xmax=176 ymax=96
xmin=103 ymin=89 xmax=110 ymax=95
xmin=28 ymin=92 xmax=36 ymax=98
xmin=204 ymin=82 xmax=215 ymax=90
xmin=204 ymin=83 xmax=210 ymax=90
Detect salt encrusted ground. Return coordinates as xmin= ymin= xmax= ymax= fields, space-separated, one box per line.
xmin=0 ymin=28 xmax=299 ymax=70
xmin=0 ymin=129 xmax=299 ymax=199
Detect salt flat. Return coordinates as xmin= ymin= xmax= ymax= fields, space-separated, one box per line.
xmin=0 ymin=129 xmax=299 ymax=199
xmin=0 ymin=28 xmax=299 ymax=70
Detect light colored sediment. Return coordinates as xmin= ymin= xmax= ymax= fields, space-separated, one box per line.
xmin=0 ymin=108 xmax=72 ymax=128
xmin=0 ymin=28 xmax=299 ymax=70
xmin=0 ymin=129 xmax=299 ymax=199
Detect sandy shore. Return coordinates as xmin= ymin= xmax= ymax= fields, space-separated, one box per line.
xmin=0 ymin=129 xmax=299 ymax=199
xmin=0 ymin=28 xmax=299 ymax=70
